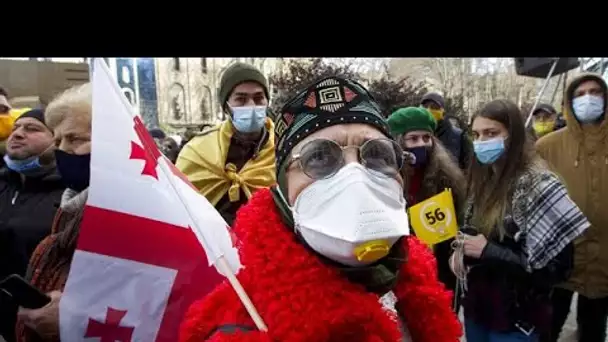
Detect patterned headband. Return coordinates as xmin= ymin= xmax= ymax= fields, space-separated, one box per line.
xmin=274 ymin=76 xmax=390 ymax=170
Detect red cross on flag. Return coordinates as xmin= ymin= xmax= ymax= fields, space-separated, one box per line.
xmin=58 ymin=59 xmax=246 ymax=341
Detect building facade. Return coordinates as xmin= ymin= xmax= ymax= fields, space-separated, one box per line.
xmin=155 ymin=58 xmax=288 ymax=130
xmin=1 ymin=58 xmax=161 ymax=128
xmin=103 ymin=58 xmax=160 ymax=128
xmin=0 ymin=58 xmax=89 ymax=108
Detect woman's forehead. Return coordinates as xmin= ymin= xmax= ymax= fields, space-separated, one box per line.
xmin=294 ymin=124 xmax=384 ymax=149
xmin=54 ymin=114 xmax=91 ymax=135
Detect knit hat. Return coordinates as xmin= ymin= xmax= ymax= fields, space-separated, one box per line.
xmin=420 ymin=92 xmax=445 ymax=109
xmin=388 ymin=107 xmax=436 ymax=136
xmin=532 ymin=103 xmax=557 ymax=116
xmin=218 ymin=63 xmax=269 ymax=106
xmin=275 ymin=76 xmax=390 ymax=172
xmin=17 ymin=109 xmax=46 ymax=127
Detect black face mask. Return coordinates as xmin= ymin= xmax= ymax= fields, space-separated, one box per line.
xmin=406 ymin=146 xmax=430 ymax=168
xmin=55 ymin=150 xmax=91 ymax=192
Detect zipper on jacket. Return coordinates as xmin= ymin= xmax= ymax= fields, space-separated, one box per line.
xmin=11 ymin=190 xmax=19 ymax=205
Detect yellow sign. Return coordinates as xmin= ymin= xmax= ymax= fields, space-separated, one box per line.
xmin=408 ymin=189 xmax=458 ymax=246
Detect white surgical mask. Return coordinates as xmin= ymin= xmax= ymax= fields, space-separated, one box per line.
xmin=572 ymin=94 xmax=604 ymax=123
xmin=230 ymin=105 xmax=267 ymax=133
xmin=292 ymin=163 xmax=409 ymax=267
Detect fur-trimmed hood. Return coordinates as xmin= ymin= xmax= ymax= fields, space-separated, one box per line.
xmin=180 ymin=189 xmax=462 ymax=342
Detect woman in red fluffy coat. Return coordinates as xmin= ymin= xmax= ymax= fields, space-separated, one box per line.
xmin=180 ymin=76 xmax=462 ymax=342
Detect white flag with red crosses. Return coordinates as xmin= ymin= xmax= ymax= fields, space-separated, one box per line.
xmin=59 ymin=58 xmax=241 ymax=341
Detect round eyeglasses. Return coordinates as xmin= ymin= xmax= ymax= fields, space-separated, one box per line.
xmin=288 ymin=138 xmax=404 ymax=180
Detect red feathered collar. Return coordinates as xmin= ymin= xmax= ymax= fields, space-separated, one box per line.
xmin=180 ymin=189 xmax=461 ymax=342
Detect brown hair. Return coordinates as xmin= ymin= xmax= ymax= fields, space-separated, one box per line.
xmin=467 ymin=99 xmax=535 ymax=238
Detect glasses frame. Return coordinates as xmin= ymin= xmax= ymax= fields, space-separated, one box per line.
xmin=288 ymin=138 xmax=404 ymax=180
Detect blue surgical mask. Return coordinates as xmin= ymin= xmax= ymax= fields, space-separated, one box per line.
xmin=230 ymin=106 xmax=267 ymax=133
xmin=572 ymin=94 xmax=604 ymax=123
xmin=55 ymin=150 xmax=91 ymax=192
xmin=473 ymin=138 xmax=506 ymax=165
xmin=3 ymin=154 xmax=42 ymax=175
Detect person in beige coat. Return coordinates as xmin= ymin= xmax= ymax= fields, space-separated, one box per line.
xmin=536 ymin=72 xmax=608 ymax=342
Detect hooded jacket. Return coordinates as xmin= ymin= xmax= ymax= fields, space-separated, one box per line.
xmin=536 ymin=72 xmax=608 ymax=298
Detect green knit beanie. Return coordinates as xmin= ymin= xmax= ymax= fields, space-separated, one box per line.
xmin=387 ymin=107 xmax=437 ymax=135
xmin=218 ymin=62 xmax=269 ymax=107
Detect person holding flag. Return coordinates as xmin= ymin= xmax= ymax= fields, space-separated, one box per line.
xmin=387 ymin=106 xmax=466 ymax=311
xmin=16 ymin=59 xmax=238 ymax=341
xmin=180 ymin=76 xmax=462 ymax=342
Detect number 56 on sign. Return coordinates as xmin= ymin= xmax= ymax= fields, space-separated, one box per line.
xmin=408 ymin=189 xmax=458 ymax=246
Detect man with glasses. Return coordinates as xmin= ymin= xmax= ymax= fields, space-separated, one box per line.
xmin=180 ymin=76 xmax=461 ymax=341
xmin=176 ymin=63 xmax=276 ymax=226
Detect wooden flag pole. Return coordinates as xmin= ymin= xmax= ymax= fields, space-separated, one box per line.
xmin=216 ymin=256 xmax=268 ymax=331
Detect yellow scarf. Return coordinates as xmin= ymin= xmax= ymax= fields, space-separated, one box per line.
xmin=176 ymin=119 xmax=276 ymax=206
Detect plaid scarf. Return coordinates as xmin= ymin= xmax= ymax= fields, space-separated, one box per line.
xmin=465 ymin=165 xmax=589 ymax=271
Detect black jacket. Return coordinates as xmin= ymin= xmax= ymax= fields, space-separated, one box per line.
xmin=0 ymin=168 xmax=65 ymax=342
xmin=435 ymin=119 xmax=472 ymax=170
xmin=0 ymin=168 xmax=65 ymax=280
xmin=462 ymin=221 xmax=573 ymax=333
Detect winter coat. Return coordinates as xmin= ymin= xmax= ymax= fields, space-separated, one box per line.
xmin=536 ymin=72 xmax=608 ymax=299
xmin=0 ymin=168 xmax=64 ymax=342
xmin=179 ymin=189 xmax=462 ymax=342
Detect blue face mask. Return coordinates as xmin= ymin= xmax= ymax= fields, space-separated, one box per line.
xmin=3 ymin=154 xmax=42 ymax=175
xmin=230 ymin=106 xmax=267 ymax=133
xmin=406 ymin=146 xmax=430 ymax=168
xmin=572 ymin=94 xmax=604 ymax=123
xmin=55 ymin=150 xmax=91 ymax=192
xmin=473 ymin=138 xmax=506 ymax=165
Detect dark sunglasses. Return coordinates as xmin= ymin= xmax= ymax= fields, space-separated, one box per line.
xmin=288 ymin=138 xmax=404 ymax=180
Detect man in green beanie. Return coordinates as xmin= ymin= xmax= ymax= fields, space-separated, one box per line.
xmin=176 ymin=62 xmax=276 ymax=226
xmin=387 ymin=106 xmax=467 ymax=312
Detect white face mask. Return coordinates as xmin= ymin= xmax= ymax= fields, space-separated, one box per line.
xmin=292 ymin=163 xmax=409 ymax=267
xmin=572 ymin=94 xmax=604 ymax=123
xmin=230 ymin=105 xmax=267 ymax=133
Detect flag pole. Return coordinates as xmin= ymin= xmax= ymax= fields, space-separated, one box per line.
xmin=155 ymin=157 xmax=268 ymax=332
xmin=157 ymin=157 xmax=269 ymax=332
xmin=91 ymin=58 xmax=268 ymax=332
xmin=216 ymin=256 xmax=268 ymax=331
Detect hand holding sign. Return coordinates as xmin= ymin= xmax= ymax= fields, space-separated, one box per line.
xmin=408 ymin=189 xmax=458 ymax=246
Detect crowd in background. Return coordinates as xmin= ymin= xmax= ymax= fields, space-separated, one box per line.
xmin=0 ymin=61 xmax=606 ymax=342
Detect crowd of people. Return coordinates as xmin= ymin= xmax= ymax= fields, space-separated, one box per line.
xmin=0 ymin=61 xmax=606 ymax=342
